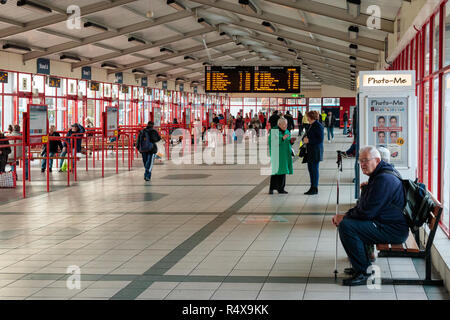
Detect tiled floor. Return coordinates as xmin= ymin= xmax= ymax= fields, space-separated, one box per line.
xmin=0 ymin=131 xmax=448 ymax=300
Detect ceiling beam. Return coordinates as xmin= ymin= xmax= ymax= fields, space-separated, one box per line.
xmin=228 ymin=19 xmax=378 ymax=62
xmin=71 ymin=26 xmax=217 ymax=69
xmin=0 ymin=0 xmax=140 ymax=39
xmin=265 ymin=0 xmax=394 ymax=33
xmin=187 ymin=0 xmax=384 ymax=50
xmin=109 ymin=38 xmax=232 ymax=74
xmin=22 ymin=10 xmax=194 ymax=62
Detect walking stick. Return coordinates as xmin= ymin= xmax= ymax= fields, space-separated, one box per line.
xmin=334 ymin=150 xmax=343 ymax=280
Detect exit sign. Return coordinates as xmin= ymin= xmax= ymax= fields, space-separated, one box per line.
xmin=291 ymin=94 xmax=304 ymax=98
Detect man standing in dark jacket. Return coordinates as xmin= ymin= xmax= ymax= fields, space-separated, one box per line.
xmin=136 ymin=121 xmax=161 ymax=181
xmin=268 ymin=110 xmax=280 ymax=129
xmin=343 ymin=111 xmax=349 ymax=135
xmin=58 ymin=123 xmax=85 ymax=170
xmin=302 ymin=111 xmax=324 ymax=195
xmin=284 ymin=111 xmax=294 ymax=132
xmin=324 ymin=112 xmax=336 ymax=143
xmin=332 ymin=146 xmax=409 ymax=286
xmin=41 ymin=125 xmax=63 ymax=172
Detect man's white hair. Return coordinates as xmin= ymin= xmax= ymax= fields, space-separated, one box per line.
xmin=360 ymin=145 xmax=381 ymax=160
xmin=277 ymin=117 xmax=287 ymax=126
xmin=377 ymin=147 xmax=390 ymax=163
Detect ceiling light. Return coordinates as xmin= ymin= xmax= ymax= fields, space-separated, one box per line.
xmin=348 ymin=26 xmax=359 ymax=40
xmin=350 ymin=64 xmax=356 ymax=71
xmin=84 ymin=21 xmax=108 ymax=32
xmin=197 ymin=18 xmax=212 ymax=27
xmin=239 ymin=0 xmax=259 ymax=14
xmin=202 ymin=62 xmax=212 ymax=66
xmin=346 ymin=0 xmax=361 ymax=18
xmin=132 ymin=69 xmax=146 ymax=75
xmin=128 ymin=37 xmax=146 ymax=45
xmin=349 ymin=44 xmax=358 ymax=54
xmin=349 ymin=56 xmax=357 ymax=63
xmin=184 ymin=55 xmax=197 ymax=61
xmin=160 ymin=47 xmax=175 ymax=54
xmin=175 ymin=78 xmax=185 ymax=83
xmin=101 ymin=62 xmax=117 ymax=70
xmin=191 ymin=81 xmax=200 ymax=86
xmin=262 ymin=21 xmax=276 ymax=33
xmin=156 ymin=73 xmax=168 ymax=79
xmin=17 ymin=0 xmax=52 ymax=14
xmin=288 ymin=48 xmax=296 ymax=53
xmin=1 ymin=0 xmax=7 ymax=4
xmin=60 ymin=54 xmax=81 ymax=63
xmin=167 ymin=0 xmax=185 ymax=11
xmin=2 ymin=43 xmax=31 ymax=53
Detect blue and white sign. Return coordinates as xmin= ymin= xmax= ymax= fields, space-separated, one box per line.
xmin=37 ymin=58 xmax=50 ymax=75
xmin=194 ymin=86 xmax=198 ymax=94
xmin=115 ymin=72 xmax=123 ymax=84
xmin=179 ymin=83 xmax=184 ymax=92
xmin=162 ymin=80 xmax=167 ymax=90
xmin=141 ymin=77 xmax=148 ymax=87
xmin=81 ymin=66 xmax=92 ymax=80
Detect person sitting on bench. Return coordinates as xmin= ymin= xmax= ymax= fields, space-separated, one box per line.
xmin=332 ymin=146 xmax=409 ymax=286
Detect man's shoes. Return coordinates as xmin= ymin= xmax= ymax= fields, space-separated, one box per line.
xmin=342 ymin=272 xmax=372 ymax=286
xmin=304 ymin=187 xmax=318 ymax=195
xmin=41 ymin=168 xmax=45 ymax=173
xmin=269 ymin=189 xmax=274 ymax=194
xmin=278 ymin=190 xmax=288 ymax=194
xmin=49 ymin=168 xmax=52 ymax=172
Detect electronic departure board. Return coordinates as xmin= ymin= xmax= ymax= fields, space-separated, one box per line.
xmin=48 ymin=77 xmax=61 ymax=88
xmin=254 ymin=66 xmax=300 ymax=93
xmin=0 ymin=71 xmax=8 ymax=84
xmin=205 ymin=66 xmax=252 ymax=93
xmin=205 ymin=66 xmax=300 ymax=93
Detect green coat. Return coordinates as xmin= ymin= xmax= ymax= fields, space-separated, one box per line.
xmin=269 ymin=127 xmax=293 ymax=175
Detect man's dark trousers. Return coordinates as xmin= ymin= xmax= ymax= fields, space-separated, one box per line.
xmin=142 ymin=152 xmax=155 ymax=180
xmin=339 ymin=218 xmax=409 ymax=273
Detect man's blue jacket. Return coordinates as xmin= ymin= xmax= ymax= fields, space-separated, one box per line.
xmin=345 ymin=160 xmax=408 ymax=229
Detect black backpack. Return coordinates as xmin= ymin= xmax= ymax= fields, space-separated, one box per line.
xmin=138 ymin=129 xmax=153 ymax=153
xmin=381 ymin=169 xmax=435 ymax=232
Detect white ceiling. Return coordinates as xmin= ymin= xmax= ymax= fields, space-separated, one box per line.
xmin=0 ymin=0 xmax=403 ymax=90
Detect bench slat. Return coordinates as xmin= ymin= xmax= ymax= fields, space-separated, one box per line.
xmin=390 ymin=244 xmax=404 ymax=251
xmin=376 ymin=244 xmax=389 ymax=251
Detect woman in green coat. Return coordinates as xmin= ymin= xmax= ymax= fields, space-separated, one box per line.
xmin=269 ymin=117 xmax=296 ymax=194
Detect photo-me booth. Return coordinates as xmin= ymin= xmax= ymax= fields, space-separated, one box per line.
xmin=356 ymin=70 xmax=417 ymax=197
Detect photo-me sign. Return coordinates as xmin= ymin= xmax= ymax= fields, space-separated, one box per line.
xmin=205 ymin=66 xmax=300 ymax=93
xmin=362 ymin=74 xmax=413 ymax=87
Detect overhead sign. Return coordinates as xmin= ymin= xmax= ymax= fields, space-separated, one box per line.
xmin=162 ymin=80 xmax=167 ymax=90
xmin=90 ymin=81 xmax=100 ymax=91
xmin=362 ymin=74 xmax=413 ymax=87
xmin=27 ymin=104 xmax=48 ymax=145
xmin=179 ymin=83 xmax=184 ymax=92
xmin=0 ymin=71 xmax=8 ymax=83
xmin=115 ymin=72 xmax=123 ymax=84
xmin=141 ymin=77 xmax=148 ymax=87
xmin=82 ymin=66 xmax=92 ymax=80
xmin=204 ymin=66 xmax=300 ymax=93
xmin=48 ymin=77 xmax=61 ymax=88
xmin=106 ymin=106 xmax=118 ymax=137
xmin=37 ymin=58 xmax=50 ymax=75
xmin=193 ymin=86 xmax=198 ymax=94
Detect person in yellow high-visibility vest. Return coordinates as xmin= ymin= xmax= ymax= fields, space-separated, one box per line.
xmin=320 ymin=111 xmax=327 ymax=124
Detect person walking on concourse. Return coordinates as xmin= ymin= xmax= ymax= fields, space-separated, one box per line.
xmin=136 ymin=121 xmax=161 ymax=181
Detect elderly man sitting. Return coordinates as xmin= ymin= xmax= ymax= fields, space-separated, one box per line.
xmin=332 ymin=146 xmax=409 ymax=286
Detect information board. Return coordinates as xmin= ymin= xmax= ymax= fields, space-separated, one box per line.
xmin=254 ymin=66 xmax=300 ymax=93
xmin=205 ymin=66 xmax=252 ymax=93
xmin=48 ymin=77 xmax=61 ymax=88
xmin=106 ymin=106 xmax=118 ymax=137
xmin=205 ymin=66 xmax=300 ymax=93
xmin=90 ymin=81 xmax=100 ymax=92
xmin=0 ymin=71 xmax=8 ymax=83
xmin=367 ymin=97 xmax=408 ymax=167
xmin=28 ymin=104 xmax=48 ymax=145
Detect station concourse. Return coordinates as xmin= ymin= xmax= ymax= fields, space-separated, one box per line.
xmin=0 ymin=0 xmax=448 ymax=303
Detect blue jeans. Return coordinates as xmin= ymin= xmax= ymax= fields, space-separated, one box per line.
xmin=327 ymin=127 xmax=334 ymax=141
xmin=142 ymin=152 xmax=155 ymax=179
xmin=343 ymin=121 xmax=348 ymax=135
xmin=59 ymin=150 xmax=67 ymax=168
xmin=339 ymin=218 xmax=409 ymax=273
xmin=41 ymin=152 xmax=56 ymax=170
xmin=307 ymin=161 xmax=319 ymax=188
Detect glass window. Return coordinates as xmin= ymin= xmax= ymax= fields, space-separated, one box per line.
xmin=423 ymin=81 xmax=430 ymax=186
xmin=434 ymin=13 xmax=440 ymax=72
xmin=445 ymin=1 xmax=450 ymax=66
xmin=19 ymin=73 xmax=31 ymax=92
xmin=425 ymin=23 xmax=430 ymax=75
xmin=443 ymin=72 xmax=450 ymax=230
xmin=323 ymin=98 xmax=340 ymax=106
xmin=309 ymin=98 xmax=321 ymax=107
xmin=432 ymin=76 xmax=439 ymax=194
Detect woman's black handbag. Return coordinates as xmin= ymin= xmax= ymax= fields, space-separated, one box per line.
xmin=298 ymin=144 xmax=307 ymax=158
